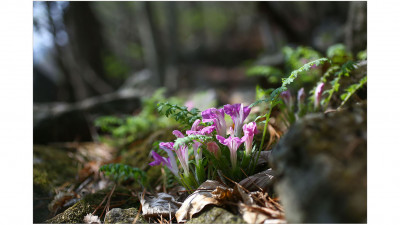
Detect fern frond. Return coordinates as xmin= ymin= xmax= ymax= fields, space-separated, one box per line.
xmin=339 ymin=76 xmax=367 ymax=108
xmin=250 ymin=58 xmax=329 ymax=108
xmin=173 ymin=135 xmax=212 ymax=149
xmin=157 ymin=102 xmax=202 ymax=128
xmin=323 ymin=61 xmax=357 ymax=108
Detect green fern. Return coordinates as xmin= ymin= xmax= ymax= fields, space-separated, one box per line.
xmin=322 ymin=61 xmax=357 ymax=108
xmin=250 ymin=58 xmax=329 ymax=108
xmin=157 ymin=102 xmax=202 ymax=128
xmin=173 ymin=135 xmax=212 ymax=149
xmin=100 ymin=163 xmax=147 ymax=187
xmin=339 ymin=76 xmax=367 ymax=108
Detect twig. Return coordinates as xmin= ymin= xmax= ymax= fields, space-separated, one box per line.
xmin=100 ymin=184 xmax=116 ymax=219
xmin=132 ymin=202 xmax=142 ymax=224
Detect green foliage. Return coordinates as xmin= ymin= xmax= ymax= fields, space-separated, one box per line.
xmin=247 ymin=46 xmax=323 ymax=88
xmin=100 ymin=163 xmax=147 ymax=186
xmin=326 ymin=43 xmax=353 ymax=64
xmin=357 ymin=50 xmax=367 ymax=60
xmin=339 ymin=76 xmax=367 ymax=108
xmin=157 ymin=102 xmax=202 ymax=129
xmin=173 ymin=135 xmax=212 ymax=150
xmin=283 ymin=46 xmax=322 ymax=69
xmin=246 ymin=66 xmax=284 ymax=84
xmin=250 ymin=58 xmax=329 ymax=108
xmin=321 ymin=60 xmax=357 ymax=108
xmin=94 ymin=88 xmax=180 ymax=147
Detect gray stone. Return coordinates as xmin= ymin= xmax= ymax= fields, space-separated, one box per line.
xmin=104 ymin=208 xmax=146 ymax=224
xmin=187 ymin=207 xmax=245 ymax=224
xmin=46 ymin=187 xmax=139 ymax=223
xmin=271 ymin=104 xmax=367 ymax=223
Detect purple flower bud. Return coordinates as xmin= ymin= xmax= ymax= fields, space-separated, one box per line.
xmin=206 ymin=142 xmax=221 ymax=159
xmin=241 ymin=122 xmax=258 ymax=155
xmin=297 ymin=88 xmax=306 ymax=103
xmin=172 ymin=130 xmax=185 ymax=138
xmin=184 ymin=100 xmax=194 ymax=111
xmin=280 ymin=90 xmax=293 ymax=108
xmin=314 ymin=83 xmax=325 ymax=109
xmin=192 ymin=141 xmax=202 ymax=164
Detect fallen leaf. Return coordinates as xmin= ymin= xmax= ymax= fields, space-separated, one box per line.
xmin=239 ymin=203 xmax=285 ymax=224
xmin=175 ymin=180 xmax=224 ymax=223
xmin=233 ymin=184 xmax=253 ymax=205
xmin=256 ymin=150 xmax=272 ymax=165
xmin=140 ymin=192 xmax=182 ymax=218
xmin=211 ymin=186 xmax=235 ymax=202
xmin=239 ymin=169 xmax=275 ymax=191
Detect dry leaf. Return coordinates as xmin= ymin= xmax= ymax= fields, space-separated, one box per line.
xmin=239 ymin=203 xmax=285 ymax=224
xmin=233 ymin=184 xmax=254 ymax=205
xmin=256 ymin=150 xmax=272 ymax=165
xmin=239 ymin=169 xmax=275 ymax=192
xmin=211 ymin=186 xmax=235 ymax=201
xmin=175 ymin=180 xmax=224 ymax=223
xmin=140 ymin=192 xmax=182 ymax=218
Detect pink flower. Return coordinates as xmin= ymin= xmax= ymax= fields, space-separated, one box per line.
xmin=206 ymin=141 xmax=221 ymax=159
xmin=314 ymin=83 xmax=325 ymax=109
xmin=223 ymin=104 xmax=251 ymax=137
xmin=184 ymin=100 xmax=194 ymax=111
xmin=201 ymin=108 xmax=227 ymax=137
xmin=186 ymin=119 xmax=215 ymax=136
xmin=193 ymin=141 xmax=202 ymax=164
xmin=297 ymin=88 xmax=306 ymax=103
xmin=280 ymin=90 xmax=293 ymax=108
xmin=216 ymin=134 xmax=244 ymax=169
xmin=149 ymin=150 xmax=179 ymax=177
xmin=173 ymin=130 xmax=185 ymax=138
xmin=241 ymin=122 xmax=258 ymax=155
xmin=151 ymin=143 xmax=180 ymax=177
xmin=172 ymin=130 xmax=190 ymax=175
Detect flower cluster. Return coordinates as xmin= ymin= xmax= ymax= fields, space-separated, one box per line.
xmin=149 ymin=103 xmax=259 ymax=189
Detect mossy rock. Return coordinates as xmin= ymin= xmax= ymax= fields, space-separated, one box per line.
xmin=271 ymin=103 xmax=367 ymax=223
xmin=33 ymin=145 xmax=78 ymax=191
xmin=104 ymin=208 xmax=146 ymax=224
xmin=187 ymin=207 xmax=246 ymax=224
xmin=46 ymin=186 xmax=140 ymax=224
xmin=33 ymin=145 xmax=79 ymax=223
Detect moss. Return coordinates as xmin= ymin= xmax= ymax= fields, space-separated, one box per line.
xmin=187 ymin=207 xmax=246 ymax=224
xmin=46 ymin=186 xmax=140 ymax=223
xmin=33 ymin=145 xmax=79 ymax=223
xmin=33 ymin=145 xmax=78 ymax=190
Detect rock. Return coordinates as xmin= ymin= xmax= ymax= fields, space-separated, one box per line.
xmin=33 ymin=145 xmax=79 ymax=223
xmin=104 ymin=208 xmax=146 ymax=224
xmin=46 ymin=187 xmax=139 ymax=223
xmin=187 ymin=207 xmax=245 ymax=224
xmin=33 ymin=89 xmax=143 ymax=144
xmin=271 ymin=104 xmax=367 ymax=223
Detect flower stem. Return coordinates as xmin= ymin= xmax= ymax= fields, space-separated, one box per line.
xmin=252 ymin=107 xmax=272 ymax=173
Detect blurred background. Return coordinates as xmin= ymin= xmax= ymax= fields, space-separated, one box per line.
xmin=33 ymin=1 xmax=367 ymax=144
